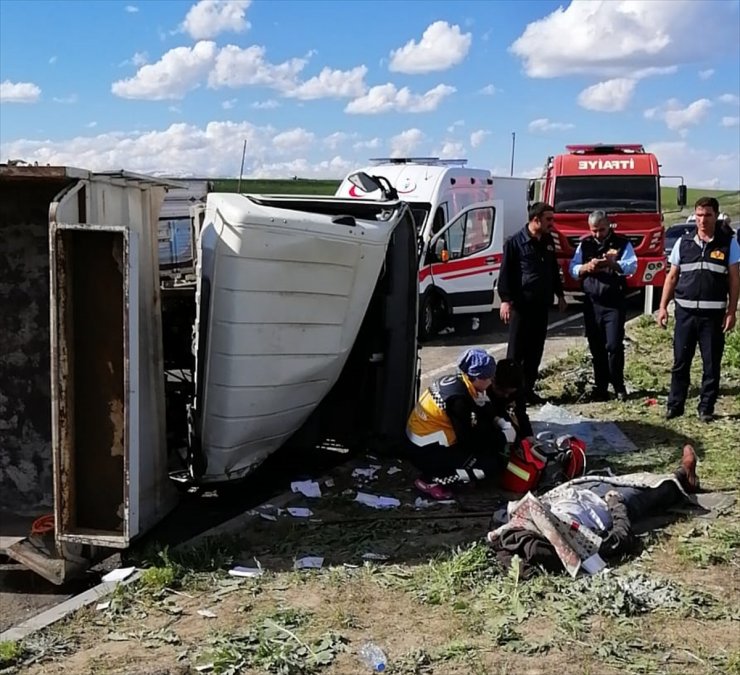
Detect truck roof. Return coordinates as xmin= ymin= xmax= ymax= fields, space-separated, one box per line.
xmin=554 ymin=151 xmax=659 ymax=176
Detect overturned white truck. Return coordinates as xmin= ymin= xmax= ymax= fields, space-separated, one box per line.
xmin=0 ymin=166 xmax=419 ymax=583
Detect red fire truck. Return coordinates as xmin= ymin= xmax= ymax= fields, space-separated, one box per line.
xmin=535 ymin=144 xmax=686 ymax=291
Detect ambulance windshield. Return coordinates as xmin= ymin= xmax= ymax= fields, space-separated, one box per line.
xmin=554 ymin=176 xmax=658 ymax=213
xmin=409 ymin=203 xmax=431 ymax=232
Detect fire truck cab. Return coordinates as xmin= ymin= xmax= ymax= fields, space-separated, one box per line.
xmin=538 ymin=143 xmax=686 ymax=291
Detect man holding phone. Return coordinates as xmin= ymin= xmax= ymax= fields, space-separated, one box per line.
xmin=569 ymin=211 xmax=637 ymax=401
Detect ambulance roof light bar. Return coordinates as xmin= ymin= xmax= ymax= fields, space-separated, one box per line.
xmin=369 ymin=157 xmax=469 ymax=167
xmin=565 ymin=144 xmax=645 ymax=155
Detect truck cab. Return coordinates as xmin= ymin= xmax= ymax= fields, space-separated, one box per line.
xmin=337 ymin=159 xmax=527 ymax=337
xmin=538 ymin=144 xmax=684 ymax=291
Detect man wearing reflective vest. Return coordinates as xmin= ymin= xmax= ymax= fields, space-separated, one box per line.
xmin=405 ymin=349 xmax=532 ymax=499
xmin=658 ymin=196 xmax=740 ymax=422
xmin=569 ymin=210 xmax=637 ymax=402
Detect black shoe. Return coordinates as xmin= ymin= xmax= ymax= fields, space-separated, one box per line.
xmin=590 ymin=388 xmax=610 ymax=402
xmin=615 ymin=391 xmax=628 ymax=403
xmin=666 ymin=408 xmax=684 ymax=420
xmin=698 ymin=411 xmax=714 ymax=423
xmin=526 ymin=392 xmax=547 ymax=405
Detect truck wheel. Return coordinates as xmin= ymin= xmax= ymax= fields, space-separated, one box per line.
xmin=419 ymin=294 xmax=440 ymax=340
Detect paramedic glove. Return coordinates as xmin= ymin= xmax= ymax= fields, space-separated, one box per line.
xmin=496 ymin=418 xmax=517 ymax=444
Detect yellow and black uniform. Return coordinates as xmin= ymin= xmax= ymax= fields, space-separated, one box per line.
xmin=405 ymin=373 xmax=507 ymax=485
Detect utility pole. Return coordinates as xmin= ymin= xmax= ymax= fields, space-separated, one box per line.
xmin=237 ymin=139 xmax=247 ymax=193
xmin=510 ymin=132 xmax=516 ymax=177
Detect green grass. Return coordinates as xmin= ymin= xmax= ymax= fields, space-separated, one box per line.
xmin=661 ymin=187 xmax=740 ymax=221
xmin=213 ymin=178 xmax=340 ymax=195
xmin=0 ymin=640 xmax=23 ymax=667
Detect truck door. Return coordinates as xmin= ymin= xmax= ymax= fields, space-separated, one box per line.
xmin=426 ymin=202 xmax=500 ymax=314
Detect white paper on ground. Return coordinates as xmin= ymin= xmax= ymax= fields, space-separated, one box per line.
xmin=362 ymin=552 xmax=389 ymax=561
xmin=352 ymin=467 xmax=379 ymax=479
xmin=324 ymin=478 xmax=335 ymax=488
xmin=95 ymin=601 xmax=111 ymax=611
xmin=387 ymin=466 xmax=402 ymax=475
xmin=582 ymin=553 xmax=607 ymax=575
xmin=291 ymin=480 xmax=322 ymax=498
xmin=102 ymin=566 xmax=136 ymax=583
xmin=197 ymin=609 xmax=217 ymax=618
xmin=259 ymin=513 xmax=277 ymax=522
xmin=294 ymin=556 xmax=324 ymax=570
xmin=355 ymin=492 xmax=400 ymax=509
xmin=228 ymin=566 xmax=264 ymax=578
xmin=287 ymin=507 xmax=313 ymax=518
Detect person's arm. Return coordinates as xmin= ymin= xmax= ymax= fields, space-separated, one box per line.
xmin=568 ymin=242 xmax=584 ymax=279
xmin=445 ymin=397 xmax=485 ymax=454
xmin=657 ymin=240 xmax=681 ymax=328
xmin=598 ymin=491 xmax=634 ymax=558
xmin=498 ymin=237 xmax=520 ymax=304
xmin=724 ymin=240 xmax=740 ymax=332
xmin=550 ymin=237 xmax=565 ymax=299
xmin=614 ymin=241 xmax=638 ymax=276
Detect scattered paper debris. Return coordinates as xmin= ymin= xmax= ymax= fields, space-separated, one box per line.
xmin=294 ymin=556 xmax=324 ymax=570
xmin=324 ymin=478 xmax=335 ymax=488
xmin=102 ymin=566 xmax=136 ymax=583
xmin=259 ymin=512 xmax=277 ymax=522
xmin=95 ymin=601 xmax=110 ymax=611
xmin=438 ymin=326 xmax=455 ymax=335
xmin=352 ymin=467 xmax=379 ymax=480
xmin=355 ymin=492 xmax=400 ymax=509
xmin=413 ymin=497 xmax=455 ymax=509
xmin=291 ymin=480 xmax=322 ymax=498
xmin=582 ymin=553 xmax=607 ymax=575
xmin=387 ymin=466 xmax=402 ymax=475
xmin=229 ymin=566 xmax=263 ymax=578
xmin=287 ymin=507 xmax=313 ymax=518
xmin=362 ymin=552 xmax=389 ymax=561
xmin=195 ymin=665 xmax=213 ymax=673
xmin=197 ymin=609 xmax=218 ymax=619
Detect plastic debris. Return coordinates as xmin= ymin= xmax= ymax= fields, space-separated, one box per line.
xmin=287 ymin=507 xmax=313 ymax=518
xmin=102 ymin=566 xmax=136 ymax=583
xmin=294 ymin=556 xmax=324 ymax=570
xmin=355 ymin=492 xmax=400 ymax=509
xmin=291 ymin=480 xmax=322 ymax=498
xmin=228 ymin=566 xmax=263 ymax=578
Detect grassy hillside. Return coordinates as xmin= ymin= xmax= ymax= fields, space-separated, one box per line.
xmin=661 ymin=187 xmax=740 ymax=221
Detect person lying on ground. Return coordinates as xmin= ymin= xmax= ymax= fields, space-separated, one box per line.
xmin=405 ymin=349 xmax=531 ymax=500
xmin=486 ymin=445 xmax=699 ymax=577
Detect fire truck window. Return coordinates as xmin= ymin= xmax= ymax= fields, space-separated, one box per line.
xmin=462 ymin=207 xmax=494 ymax=256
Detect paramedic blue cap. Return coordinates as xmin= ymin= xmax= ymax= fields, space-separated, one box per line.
xmin=458 ymin=348 xmax=495 ymax=380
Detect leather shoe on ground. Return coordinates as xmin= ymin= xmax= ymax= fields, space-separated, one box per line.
xmin=414 ymin=478 xmax=453 ymax=501
xmin=665 ymin=408 xmax=684 ymax=420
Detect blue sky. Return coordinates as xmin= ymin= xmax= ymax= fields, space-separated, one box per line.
xmin=1 ymin=0 xmax=739 ymax=187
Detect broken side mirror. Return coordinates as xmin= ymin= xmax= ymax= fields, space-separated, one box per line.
xmin=677 ymin=184 xmax=687 ymax=208
xmin=434 ymin=238 xmax=449 ymax=262
xmin=348 ymin=171 xmax=381 ymax=195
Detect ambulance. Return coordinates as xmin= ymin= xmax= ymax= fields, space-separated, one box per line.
xmin=337 ymin=158 xmax=528 ymax=338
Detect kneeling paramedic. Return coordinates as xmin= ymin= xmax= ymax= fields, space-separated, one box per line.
xmin=405 ymin=349 xmax=525 ymax=500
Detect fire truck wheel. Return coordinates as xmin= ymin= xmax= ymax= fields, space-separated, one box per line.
xmin=419 ymin=293 xmax=441 ymax=340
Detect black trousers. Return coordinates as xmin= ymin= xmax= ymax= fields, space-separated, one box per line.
xmin=507 ymin=303 xmax=550 ymax=396
xmin=668 ymin=307 xmax=725 ymax=413
xmin=583 ymin=297 xmax=626 ymax=393
xmin=404 ymin=439 xmax=506 ymax=486
xmin=578 ymin=477 xmax=683 ymax=522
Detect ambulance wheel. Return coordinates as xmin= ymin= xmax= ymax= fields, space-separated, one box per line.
xmin=419 ymin=294 xmax=441 ymax=340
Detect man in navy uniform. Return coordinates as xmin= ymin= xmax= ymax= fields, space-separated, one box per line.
xmin=499 ymin=202 xmax=567 ymax=404
xmin=658 ymin=197 xmax=740 ymax=422
xmin=569 ymin=210 xmax=637 ymax=401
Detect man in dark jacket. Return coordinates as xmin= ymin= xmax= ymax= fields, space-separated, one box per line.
xmin=499 ymin=202 xmax=567 ymax=404
xmin=569 ymin=210 xmax=637 ymax=401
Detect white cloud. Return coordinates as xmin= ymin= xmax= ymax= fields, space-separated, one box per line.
xmin=125 ymin=5 xmax=139 ymax=12
xmin=323 ymin=132 xmax=358 ymax=151
xmin=644 ymin=98 xmax=712 ymax=132
xmin=49 ymin=55 xmax=57 ymax=65
xmin=0 ymin=121 xmax=353 ymax=178
xmin=478 ymin=84 xmax=497 ymax=95
xmin=353 ymin=137 xmax=381 ymax=150
xmin=718 ymin=93 xmax=740 ymax=106
xmin=208 ymin=44 xmax=306 ymax=91
xmin=112 ymin=41 xmax=217 ymax=100
xmin=86 ymin=121 xmax=98 ymax=128
xmin=511 ymin=1 xmax=738 ymax=78
xmin=577 ymin=78 xmax=636 ymax=112
xmin=645 ymin=141 xmax=739 ymax=189
xmin=181 ymin=0 xmax=251 ymax=40
xmin=447 ymin=119 xmax=464 ymax=133
xmin=251 ymin=99 xmax=280 ymax=109
xmin=470 ymin=129 xmax=490 ymax=148
xmin=528 ymin=118 xmax=574 ymax=133
xmin=389 ymin=21 xmax=472 ymax=74
xmin=345 ymin=83 xmax=455 ymax=114
xmin=53 ymin=94 xmax=78 ymax=104
xmin=698 ymin=68 xmax=714 ymax=80
xmin=221 ymin=98 xmax=237 ymax=109
xmin=390 ymin=128 xmax=425 ymax=157
xmin=283 ymin=65 xmax=367 ymax=100
xmin=0 ymin=80 xmax=41 ymax=103
xmin=721 ymin=116 xmax=740 ymax=128
xmin=437 ymin=141 xmax=465 ymax=159
xmin=272 ymin=127 xmax=315 ymax=153
xmin=168 ymin=105 xmax=182 ymax=114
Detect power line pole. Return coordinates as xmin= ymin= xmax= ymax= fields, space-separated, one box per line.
xmin=510 ymin=132 xmax=516 ymax=177
xmin=237 ymin=139 xmax=247 ymax=192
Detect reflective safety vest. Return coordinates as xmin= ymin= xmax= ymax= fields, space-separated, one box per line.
xmin=674 ymin=230 xmax=732 ymax=312
xmin=406 ymin=373 xmax=482 ymax=448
